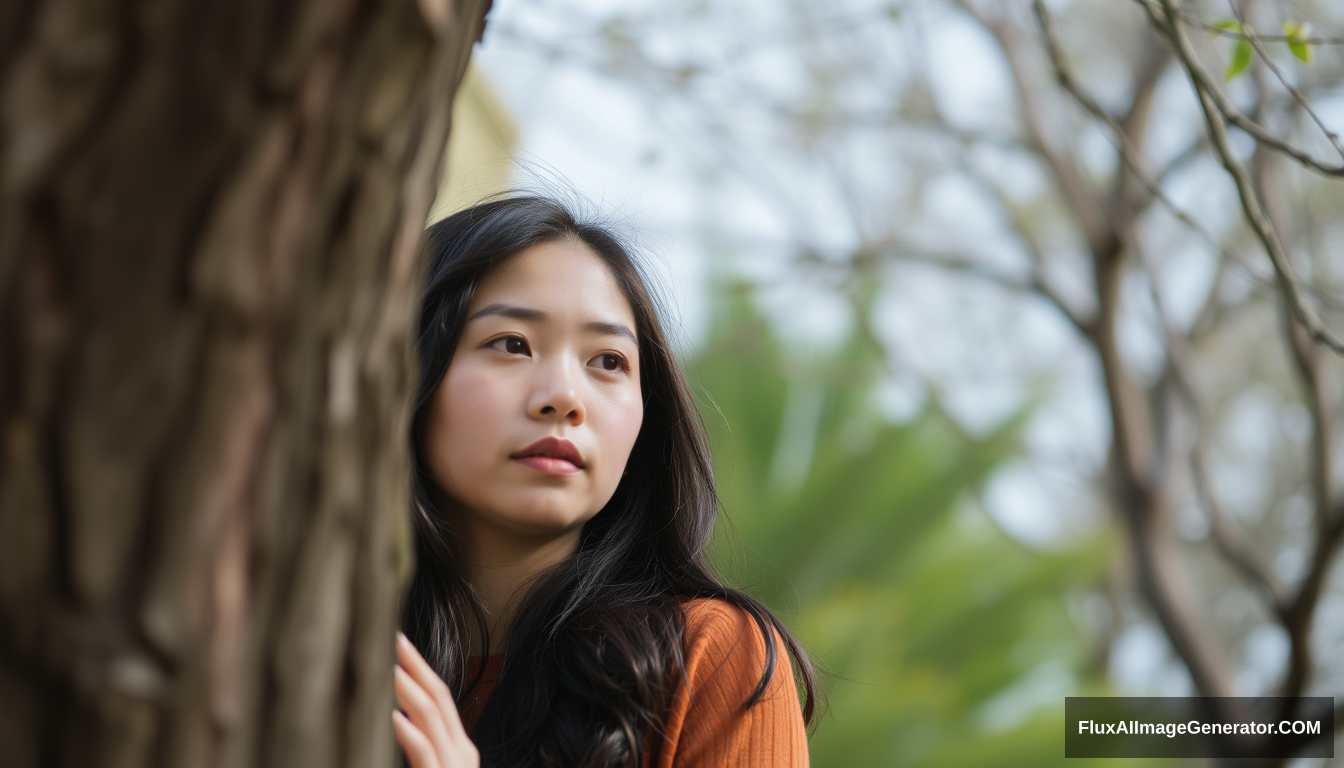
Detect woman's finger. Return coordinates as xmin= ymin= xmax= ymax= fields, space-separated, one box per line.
xmin=397 ymin=633 xmax=468 ymax=737
xmin=395 ymin=665 xmax=456 ymax=762
xmin=393 ymin=710 xmax=442 ymax=768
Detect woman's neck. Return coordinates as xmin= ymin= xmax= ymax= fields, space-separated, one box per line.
xmin=458 ymin=519 xmax=582 ymax=655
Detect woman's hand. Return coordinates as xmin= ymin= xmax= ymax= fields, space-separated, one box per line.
xmin=393 ymin=633 xmax=480 ymax=768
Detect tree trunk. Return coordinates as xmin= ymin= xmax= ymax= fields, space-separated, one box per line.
xmin=0 ymin=0 xmax=488 ymax=766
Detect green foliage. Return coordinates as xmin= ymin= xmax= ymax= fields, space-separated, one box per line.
xmin=1284 ymin=21 xmax=1313 ymax=63
xmin=1226 ymin=35 xmax=1254 ymax=81
xmin=687 ymin=286 xmax=1170 ymax=767
xmin=1214 ymin=18 xmax=1315 ymax=80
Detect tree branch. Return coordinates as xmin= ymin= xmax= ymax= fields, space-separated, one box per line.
xmin=957 ymin=0 xmax=1111 ymax=253
xmin=1032 ymin=1 xmax=1292 ymax=308
xmin=891 ymin=247 xmax=1092 ymax=334
xmin=1033 ymin=0 xmax=1237 ymax=704
xmin=1253 ymin=142 xmax=1344 ymax=701
xmin=1132 ymin=0 xmax=1344 ymax=177
xmin=1132 ymin=249 xmax=1288 ymax=613
xmin=1180 ymin=7 xmax=1344 ymax=46
xmin=952 ymin=160 xmax=1099 ymax=339
xmin=1146 ymin=0 xmax=1344 ymax=355
xmin=1227 ymin=2 xmax=1344 ymax=162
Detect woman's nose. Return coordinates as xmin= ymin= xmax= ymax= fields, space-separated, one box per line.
xmin=528 ymin=357 xmax=586 ymax=425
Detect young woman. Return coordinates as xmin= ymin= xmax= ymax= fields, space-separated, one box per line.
xmin=390 ymin=195 xmax=817 ymax=768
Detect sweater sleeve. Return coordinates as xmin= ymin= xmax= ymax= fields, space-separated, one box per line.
xmin=651 ymin=599 xmax=809 ymax=768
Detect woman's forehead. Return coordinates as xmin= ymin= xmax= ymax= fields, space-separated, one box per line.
xmin=468 ymin=240 xmax=637 ymax=330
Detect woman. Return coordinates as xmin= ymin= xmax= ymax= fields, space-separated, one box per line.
xmin=391 ymin=195 xmax=817 ymax=768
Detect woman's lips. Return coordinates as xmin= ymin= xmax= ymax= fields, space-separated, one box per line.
xmin=513 ymin=455 xmax=583 ymax=476
xmin=510 ymin=436 xmax=585 ymax=476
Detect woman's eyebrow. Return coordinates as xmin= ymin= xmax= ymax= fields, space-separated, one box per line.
xmin=466 ymin=302 xmax=546 ymax=323
xmin=585 ymin=321 xmax=637 ymax=345
xmin=467 ymin=302 xmax=637 ymax=345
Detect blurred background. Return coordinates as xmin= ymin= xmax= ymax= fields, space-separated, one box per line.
xmin=433 ymin=0 xmax=1344 ymax=764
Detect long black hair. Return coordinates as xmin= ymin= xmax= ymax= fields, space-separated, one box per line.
xmin=402 ymin=194 xmax=817 ymax=768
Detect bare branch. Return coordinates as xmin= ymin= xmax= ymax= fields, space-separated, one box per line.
xmin=1138 ymin=0 xmax=1344 ymax=354
xmin=1032 ymin=0 xmax=1343 ymax=346
xmin=1181 ymin=9 xmax=1344 ymax=45
xmin=1137 ymin=249 xmax=1289 ymax=611
xmin=1251 ymin=142 xmax=1344 ymax=700
xmin=1166 ymin=326 xmax=1286 ymax=609
xmin=1095 ymin=117 xmax=1290 ymax=614
xmin=1193 ymin=455 xmax=1289 ymax=610
xmin=1033 ymin=6 xmax=1243 ymax=270
xmin=1151 ymin=135 xmax=1208 ymax=190
xmin=1131 ymin=0 xmax=1344 ymax=177
xmin=958 ymin=0 xmax=1111 ymax=252
xmin=1054 ymin=0 xmax=1344 ymax=703
xmin=872 ymin=244 xmax=1096 ymax=339
xmin=951 ymin=158 xmax=1099 ymax=338
xmin=1228 ymin=3 xmax=1344 ymax=161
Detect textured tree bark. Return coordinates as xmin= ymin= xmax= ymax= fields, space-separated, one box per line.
xmin=0 ymin=0 xmax=488 ymax=766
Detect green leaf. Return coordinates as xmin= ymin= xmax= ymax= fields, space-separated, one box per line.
xmin=1212 ymin=18 xmax=1242 ymax=34
xmin=1226 ymin=37 xmax=1254 ymax=80
xmin=1285 ymin=20 xmax=1314 ymax=63
xmin=886 ymin=5 xmax=901 ymax=21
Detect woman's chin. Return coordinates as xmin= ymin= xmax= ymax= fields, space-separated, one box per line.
xmin=485 ymin=501 xmax=596 ymax=539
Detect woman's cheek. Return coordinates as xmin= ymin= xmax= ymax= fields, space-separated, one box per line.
xmin=439 ymin=366 xmax=514 ymax=471
xmin=603 ymin=391 xmax=644 ymax=472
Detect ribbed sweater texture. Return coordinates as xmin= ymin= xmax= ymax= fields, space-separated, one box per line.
xmin=457 ymin=598 xmax=810 ymax=767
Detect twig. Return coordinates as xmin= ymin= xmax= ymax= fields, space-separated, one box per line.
xmin=862 ymin=243 xmax=1096 ymax=339
xmin=1246 ymin=138 xmax=1337 ymax=703
xmin=1021 ymin=0 xmax=1239 ymax=703
xmin=1035 ymin=0 xmax=1344 ymax=353
xmin=1130 ymin=0 xmax=1344 ymax=177
xmin=1033 ymin=2 xmax=1245 ymax=271
xmin=1184 ymin=10 xmax=1344 ymax=46
xmin=1227 ymin=2 xmax=1344 ymax=161
xmin=959 ymin=0 xmax=1110 ymax=250
xmin=949 ymin=153 xmax=1099 ymax=338
xmin=1143 ymin=0 xmax=1344 ymax=354
xmin=1192 ymin=448 xmax=1289 ymax=611
xmin=1152 ymin=135 xmax=1208 ymax=190
xmin=1053 ymin=42 xmax=1291 ymax=605
xmin=1131 ymin=244 xmax=1288 ymax=612
xmin=1037 ymin=0 xmax=1338 ymax=705
xmin=1123 ymin=174 xmax=1294 ymax=702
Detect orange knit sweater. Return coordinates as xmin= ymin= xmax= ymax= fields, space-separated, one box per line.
xmin=457 ymin=598 xmax=810 ymax=767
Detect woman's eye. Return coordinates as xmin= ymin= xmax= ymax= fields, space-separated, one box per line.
xmin=592 ymin=353 xmax=625 ymax=372
xmin=489 ymin=336 xmax=530 ymax=355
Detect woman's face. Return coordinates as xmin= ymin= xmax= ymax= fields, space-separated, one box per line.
xmin=422 ymin=238 xmax=644 ymax=543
